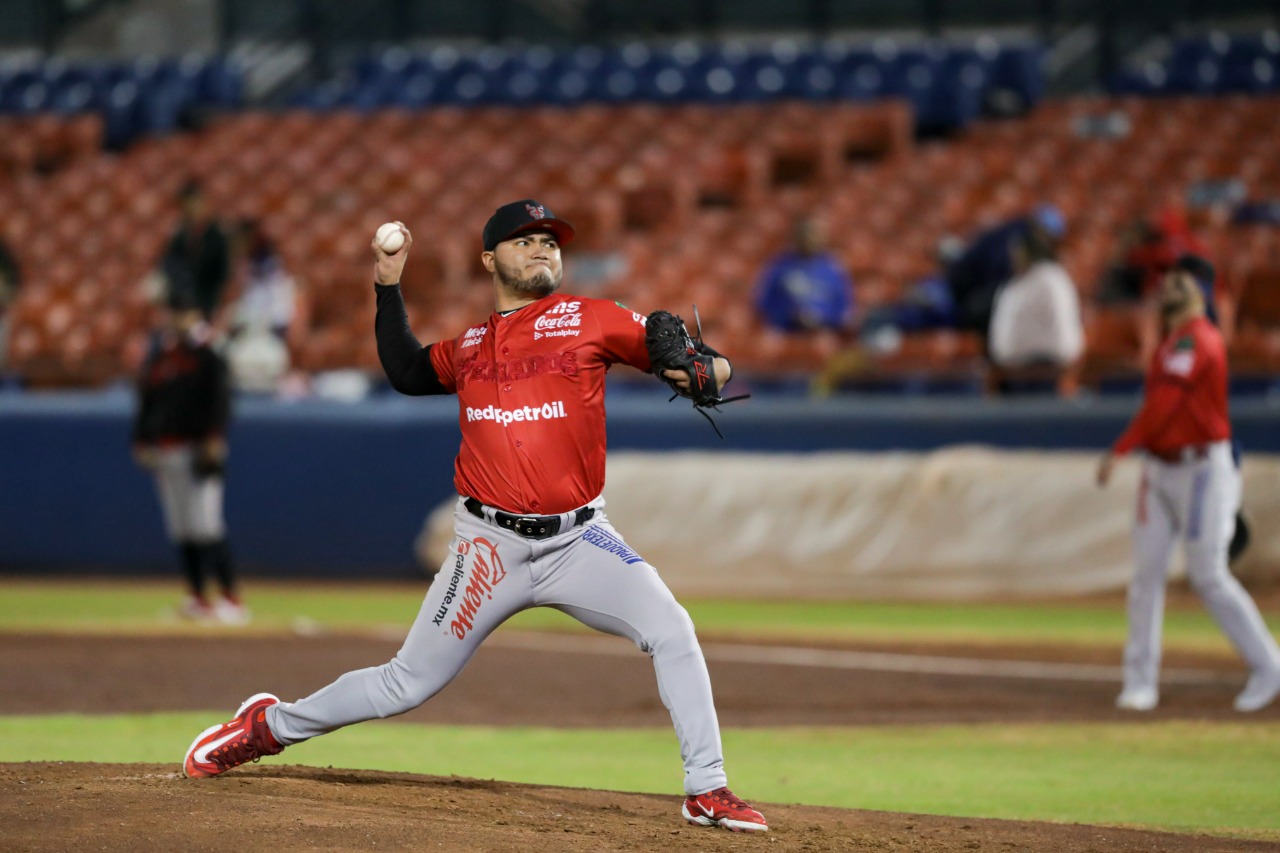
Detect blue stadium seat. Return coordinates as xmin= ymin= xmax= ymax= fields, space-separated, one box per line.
xmin=881 ymin=48 xmax=950 ymax=125
xmin=753 ymin=39 xmax=807 ymax=99
xmin=989 ymin=43 xmax=1045 ymax=106
xmin=1166 ymin=37 xmax=1225 ymax=93
xmin=0 ymin=67 xmax=39 ymax=112
xmin=1107 ymin=63 xmax=1169 ymax=95
xmin=443 ymin=59 xmax=494 ymax=106
xmin=392 ymin=71 xmax=442 ymax=107
xmin=637 ymin=46 xmax=695 ymax=103
xmin=1221 ymin=34 xmax=1280 ymax=92
xmin=833 ymin=49 xmax=888 ymax=101
xmin=9 ymin=78 xmax=51 ymax=114
xmin=102 ymin=79 xmax=142 ymax=148
xmin=198 ymin=60 xmax=243 ymax=107
xmin=50 ymin=79 xmax=95 ymax=114
xmin=682 ymin=42 xmax=745 ymax=102
xmin=792 ymin=52 xmax=841 ymax=100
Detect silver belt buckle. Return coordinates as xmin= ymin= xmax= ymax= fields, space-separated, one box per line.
xmin=515 ymin=516 xmax=555 ymax=539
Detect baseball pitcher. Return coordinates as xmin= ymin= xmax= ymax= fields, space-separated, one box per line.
xmin=181 ymin=200 xmax=768 ymax=832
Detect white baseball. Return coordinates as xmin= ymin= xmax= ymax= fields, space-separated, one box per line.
xmin=375 ymin=222 xmax=405 ymax=254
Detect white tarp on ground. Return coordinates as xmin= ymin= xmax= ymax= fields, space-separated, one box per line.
xmin=420 ymin=448 xmax=1280 ymax=600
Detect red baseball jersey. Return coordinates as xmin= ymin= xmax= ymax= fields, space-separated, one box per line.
xmin=428 ymin=294 xmax=652 ymax=514
xmin=1113 ymin=315 xmax=1231 ymax=457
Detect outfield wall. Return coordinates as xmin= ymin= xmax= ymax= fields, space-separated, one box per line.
xmin=2 ymin=386 xmax=1278 ymax=595
xmin=420 ymin=448 xmax=1280 ymax=600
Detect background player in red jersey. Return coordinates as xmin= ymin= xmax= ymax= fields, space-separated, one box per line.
xmin=180 ymin=200 xmax=768 ymax=833
xmin=1097 ymin=255 xmax=1280 ymax=713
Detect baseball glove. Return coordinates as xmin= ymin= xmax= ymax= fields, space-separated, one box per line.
xmin=1229 ymin=510 xmax=1251 ymax=565
xmin=645 ymin=307 xmax=748 ymax=437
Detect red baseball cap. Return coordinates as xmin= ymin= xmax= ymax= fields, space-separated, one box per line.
xmin=482 ymin=199 xmax=575 ymax=251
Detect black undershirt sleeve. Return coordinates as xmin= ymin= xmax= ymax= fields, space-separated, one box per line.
xmin=374 ymin=283 xmax=449 ymax=396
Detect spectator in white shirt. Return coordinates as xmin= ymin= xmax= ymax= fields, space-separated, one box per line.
xmin=226 ymin=221 xmax=299 ymax=393
xmin=988 ymin=227 xmax=1084 ymax=395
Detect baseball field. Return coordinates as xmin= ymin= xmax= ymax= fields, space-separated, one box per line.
xmin=3 ymin=578 xmax=1280 ymax=852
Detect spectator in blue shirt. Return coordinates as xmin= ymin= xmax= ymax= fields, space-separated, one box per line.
xmin=754 ymin=216 xmax=855 ymax=334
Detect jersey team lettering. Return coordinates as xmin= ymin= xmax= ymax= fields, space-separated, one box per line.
xmin=466 ymin=401 xmax=568 ymax=426
xmin=457 ymin=351 xmax=579 ymax=390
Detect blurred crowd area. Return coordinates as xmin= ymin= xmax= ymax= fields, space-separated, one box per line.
xmin=1 ymin=8 xmax=1279 ymax=399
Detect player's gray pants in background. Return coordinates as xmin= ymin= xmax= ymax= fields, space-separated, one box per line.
xmin=267 ymin=495 xmax=729 ymax=795
xmin=1124 ymin=441 xmax=1280 ymax=694
xmin=153 ymin=445 xmax=226 ymax=543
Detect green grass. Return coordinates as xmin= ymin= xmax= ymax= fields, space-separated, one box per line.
xmin=0 ymin=578 xmax=1254 ymax=655
xmin=2 ymin=714 xmax=1278 ymax=839
xmin=5 ymin=578 xmax=1280 ymax=840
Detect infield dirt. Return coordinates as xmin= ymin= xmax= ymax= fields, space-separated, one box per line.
xmin=3 ymin=630 xmax=1278 ymax=852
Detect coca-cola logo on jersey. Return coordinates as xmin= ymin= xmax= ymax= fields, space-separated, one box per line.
xmin=533 ymin=301 xmax=582 ymax=340
xmin=533 ymin=313 xmax=581 ymax=331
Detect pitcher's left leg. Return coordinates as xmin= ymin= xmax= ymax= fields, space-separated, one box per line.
xmin=534 ymin=521 xmax=725 ymax=794
xmin=1184 ymin=447 xmax=1280 ymax=710
xmin=556 ymin=584 xmax=726 ymax=794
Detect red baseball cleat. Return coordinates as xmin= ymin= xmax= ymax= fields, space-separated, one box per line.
xmin=183 ymin=693 xmax=284 ymax=779
xmin=681 ymin=787 xmax=769 ymax=832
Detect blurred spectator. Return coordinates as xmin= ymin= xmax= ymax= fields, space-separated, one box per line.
xmin=859 ymin=235 xmax=963 ymax=341
xmin=1231 ymin=199 xmax=1280 ymax=226
xmin=0 ymin=237 xmax=19 ymax=379
xmin=132 ymin=286 xmax=246 ymax=624
xmin=946 ymin=204 xmax=1065 ymax=337
xmin=225 ymin=220 xmax=298 ymax=394
xmin=161 ymin=180 xmax=231 ymax=321
xmin=754 ymin=215 xmax=855 ymax=335
xmin=229 ymin=220 xmax=299 ymax=342
xmin=1099 ymin=204 xmax=1214 ymax=365
xmin=987 ymin=225 xmax=1084 ymax=395
xmin=1098 ymin=206 xmax=1210 ymax=306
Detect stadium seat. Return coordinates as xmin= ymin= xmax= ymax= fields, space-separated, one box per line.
xmin=1079 ymin=307 xmax=1144 ymax=387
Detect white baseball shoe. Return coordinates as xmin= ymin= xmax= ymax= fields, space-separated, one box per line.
xmin=1234 ymin=668 xmax=1280 ymax=713
xmin=214 ymin=596 xmax=250 ymax=626
xmin=1115 ymin=686 xmax=1158 ymax=711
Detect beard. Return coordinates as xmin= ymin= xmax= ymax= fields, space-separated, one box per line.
xmin=495 ymin=261 xmax=561 ymax=299
xmin=1160 ymin=295 xmax=1188 ymax=321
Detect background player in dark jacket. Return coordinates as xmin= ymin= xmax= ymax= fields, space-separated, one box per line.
xmin=133 ymin=286 xmax=244 ymax=623
xmin=946 ymin=204 xmax=1065 ymax=337
xmin=162 ymin=181 xmax=231 ymax=321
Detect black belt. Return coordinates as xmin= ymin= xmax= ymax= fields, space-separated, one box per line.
xmin=463 ymin=497 xmax=595 ymax=540
xmin=1149 ymin=444 xmax=1209 ymax=464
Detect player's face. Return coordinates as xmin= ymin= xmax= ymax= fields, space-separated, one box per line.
xmin=491 ymin=232 xmax=563 ymax=298
xmin=1159 ymin=271 xmax=1202 ymax=319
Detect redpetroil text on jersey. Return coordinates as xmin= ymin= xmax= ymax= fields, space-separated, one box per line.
xmin=466 ymin=401 xmax=568 ymax=426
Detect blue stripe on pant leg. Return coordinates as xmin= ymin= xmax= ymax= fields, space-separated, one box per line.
xmin=1187 ymin=468 xmax=1209 ymax=541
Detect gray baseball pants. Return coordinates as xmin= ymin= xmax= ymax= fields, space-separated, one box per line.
xmin=267 ymin=495 xmax=729 ymax=795
xmin=153 ymin=445 xmax=226 ymax=543
xmin=1123 ymin=440 xmax=1280 ymax=694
